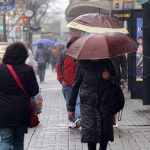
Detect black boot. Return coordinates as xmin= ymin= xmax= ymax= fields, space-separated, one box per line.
xmin=99 ymin=140 xmax=108 ymax=150
xmin=88 ymin=143 xmax=96 ymax=150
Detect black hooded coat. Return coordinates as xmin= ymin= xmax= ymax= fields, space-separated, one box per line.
xmin=68 ymin=59 xmax=119 ymax=143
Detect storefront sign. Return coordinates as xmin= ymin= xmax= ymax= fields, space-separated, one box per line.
xmin=113 ymin=0 xmax=134 ymax=10
xmin=136 ymin=0 xmax=150 ymax=4
xmin=113 ymin=13 xmax=131 ymax=18
xmin=0 ymin=0 xmax=15 ymax=11
xmin=111 ymin=10 xmax=131 ymax=21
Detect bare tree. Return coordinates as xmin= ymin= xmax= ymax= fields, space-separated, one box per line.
xmin=24 ymin=0 xmax=49 ymax=27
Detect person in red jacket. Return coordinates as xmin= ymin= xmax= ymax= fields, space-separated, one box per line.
xmin=56 ymin=37 xmax=81 ymax=128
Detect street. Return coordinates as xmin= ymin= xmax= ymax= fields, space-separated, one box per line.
xmin=24 ymin=69 xmax=150 ymax=150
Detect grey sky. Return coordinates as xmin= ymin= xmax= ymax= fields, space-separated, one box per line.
xmin=44 ymin=0 xmax=69 ymax=24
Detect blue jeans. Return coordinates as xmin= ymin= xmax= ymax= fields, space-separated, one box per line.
xmin=38 ymin=63 xmax=46 ymax=82
xmin=0 ymin=127 xmax=25 ymax=150
xmin=62 ymin=86 xmax=80 ymax=122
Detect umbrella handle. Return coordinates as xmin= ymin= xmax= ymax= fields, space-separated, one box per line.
xmin=118 ymin=110 xmax=123 ymax=121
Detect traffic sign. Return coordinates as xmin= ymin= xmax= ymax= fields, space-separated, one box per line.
xmin=25 ymin=10 xmax=33 ymax=18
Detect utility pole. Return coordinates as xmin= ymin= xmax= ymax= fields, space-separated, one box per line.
xmin=28 ymin=17 xmax=32 ymax=48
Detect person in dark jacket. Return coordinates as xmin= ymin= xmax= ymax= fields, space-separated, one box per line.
xmin=111 ymin=55 xmax=127 ymax=127
xmin=67 ymin=59 xmax=119 ymax=150
xmin=0 ymin=42 xmax=39 ymax=150
xmin=111 ymin=55 xmax=127 ymax=86
xmin=56 ymin=37 xmax=81 ymax=128
xmin=35 ymin=43 xmax=47 ymax=83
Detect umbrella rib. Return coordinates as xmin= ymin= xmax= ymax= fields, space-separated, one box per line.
xmin=103 ymin=35 xmax=109 ymax=58
xmin=77 ymin=36 xmax=92 ymax=59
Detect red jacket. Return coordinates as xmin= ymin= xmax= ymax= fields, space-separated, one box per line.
xmin=56 ymin=50 xmax=77 ymax=86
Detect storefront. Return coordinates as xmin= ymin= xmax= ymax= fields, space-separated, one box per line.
xmin=112 ymin=2 xmax=150 ymax=105
xmin=111 ymin=9 xmax=143 ymax=100
xmin=142 ymin=2 xmax=150 ymax=105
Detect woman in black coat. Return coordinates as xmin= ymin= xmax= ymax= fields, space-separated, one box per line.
xmin=67 ymin=59 xmax=119 ymax=150
xmin=0 ymin=42 xmax=39 ymax=150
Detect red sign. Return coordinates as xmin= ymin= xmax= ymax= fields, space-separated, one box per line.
xmin=15 ymin=26 xmax=21 ymax=32
xmin=21 ymin=16 xmax=28 ymax=24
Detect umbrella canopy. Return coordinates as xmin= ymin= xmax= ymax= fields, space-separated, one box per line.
xmin=67 ymin=13 xmax=128 ymax=34
xmin=31 ymin=39 xmax=53 ymax=46
xmin=52 ymin=40 xmax=60 ymax=47
xmin=65 ymin=33 xmax=138 ymax=60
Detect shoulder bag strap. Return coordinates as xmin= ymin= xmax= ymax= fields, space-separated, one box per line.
xmin=6 ymin=64 xmax=27 ymax=96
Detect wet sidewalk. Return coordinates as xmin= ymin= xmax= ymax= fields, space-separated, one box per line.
xmin=24 ymin=69 xmax=150 ymax=150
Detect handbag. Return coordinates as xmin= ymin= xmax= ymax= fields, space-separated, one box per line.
xmin=31 ymin=92 xmax=43 ymax=114
xmin=101 ymin=84 xmax=125 ymax=115
xmin=110 ymin=84 xmax=125 ymax=114
xmin=6 ymin=64 xmax=39 ymax=128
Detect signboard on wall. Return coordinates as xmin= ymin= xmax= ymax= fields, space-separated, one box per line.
xmin=136 ymin=18 xmax=143 ymax=81
xmin=113 ymin=0 xmax=134 ymax=10
xmin=0 ymin=42 xmax=9 ymax=59
xmin=136 ymin=0 xmax=150 ymax=4
xmin=0 ymin=0 xmax=15 ymax=11
xmin=0 ymin=0 xmax=12 ymax=4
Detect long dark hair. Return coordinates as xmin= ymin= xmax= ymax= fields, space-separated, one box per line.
xmin=3 ymin=42 xmax=28 ymax=65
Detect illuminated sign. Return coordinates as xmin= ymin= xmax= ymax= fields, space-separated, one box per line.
xmin=0 ymin=0 xmax=15 ymax=11
xmin=113 ymin=13 xmax=131 ymax=18
xmin=136 ymin=0 xmax=150 ymax=4
xmin=0 ymin=0 xmax=12 ymax=4
xmin=113 ymin=0 xmax=134 ymax=10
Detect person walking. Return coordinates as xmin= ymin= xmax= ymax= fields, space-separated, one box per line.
xmin=112 ymin=55 xmax=127 ymax=86
xmin=56 ymin=37 xmax=81 ymax=128
xmin=111 ymin=55 xmax=127 ymax=127
xmin=0 ymin=42 xmax=39 ymax=150
xmin=35 ymin=43 xmax=47 ymax=83
xmin=25 ymin=48 xmax=38 ymax=74
xmin=50 ymin=46 xmax=59 ymax=72
xmin=67 ymin=59 xmax=119 ymax=150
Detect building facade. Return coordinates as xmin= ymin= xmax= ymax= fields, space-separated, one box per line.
xmin=66 ymin=0 xmax=112 ymax=22
xmin=65 ymin=0 xmax=142 ymax=22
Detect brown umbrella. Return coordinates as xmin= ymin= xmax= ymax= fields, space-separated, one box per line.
xmin=65 ymin=33 xmax=138 ymax=60
xmin=68 ymin=13 xmax=128 ymax=34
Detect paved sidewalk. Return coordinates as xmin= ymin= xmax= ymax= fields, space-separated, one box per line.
xmin=25 ymin=69 xmax=150 ymax=150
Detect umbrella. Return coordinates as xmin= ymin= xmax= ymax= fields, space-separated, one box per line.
xmin=67 ymin=13 xmax=128 ymax=34
xmin=52 ymin=40 xmax=60 ymax=47
xmin=65 ymin=33 xmax=138 ymax=60
xmin=31 ymin=39 xmax=53 ymax=46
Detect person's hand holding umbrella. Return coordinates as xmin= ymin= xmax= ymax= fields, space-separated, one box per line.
xmin=102 ymin=69 xmax=110 ymax=80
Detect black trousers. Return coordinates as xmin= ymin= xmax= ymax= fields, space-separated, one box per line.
xmin=88 ymin=140 xmax=108 ymax=150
